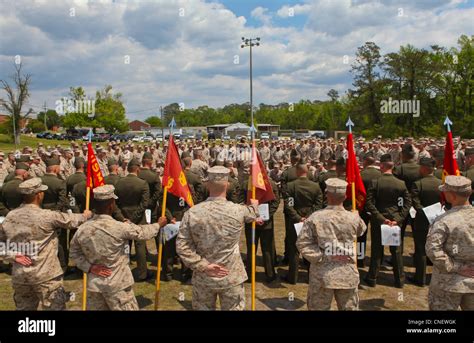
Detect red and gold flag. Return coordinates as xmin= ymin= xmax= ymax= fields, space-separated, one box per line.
xmin=442 ymin=131 xmax=460 ymax=182
xmin=162 ymin=136 xmax=194 ymax=207
xmin=346 ymin=133 xmax=366 ymax=211
xmin=247 ymin=141 xmax=275 ymax=204
xmin=86 ymin=142 xmax=105 ymax=189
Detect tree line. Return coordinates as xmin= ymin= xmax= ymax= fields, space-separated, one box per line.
xmin=1 ymin=34 xmax=472 ymax=143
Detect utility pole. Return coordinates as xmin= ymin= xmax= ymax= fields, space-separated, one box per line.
xmin=43 ymin=101 xmax=48 ymax=131
xmin=160 ymin=106 xmax=164 ymax=141
xmin=241 ymin=36 xmax=260 ymax=140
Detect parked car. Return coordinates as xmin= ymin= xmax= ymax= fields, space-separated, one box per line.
xmin=260 ymin=132 xmax=270 ymax=139
xmin=222 ymin=135 xmax=231 ymax=140
xmin=36 ymin=132 xmax=49 ymax=139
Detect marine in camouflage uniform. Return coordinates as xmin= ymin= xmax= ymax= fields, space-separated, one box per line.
xmin=176 ymin=166 xmax=259 ymax=310
xmin=297 ymin=178 xmax=367 ymax=310
xmin=426 ymin=176 xmax=474 ymax=310
xmin=70 ymin=184 xmax=166 ymax=310
xmin=0 ymin=178 xmax=90 ymax=310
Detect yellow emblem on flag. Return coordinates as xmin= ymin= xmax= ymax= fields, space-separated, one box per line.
xmin=167 ymin=177 xmax=174 ymax=189
xmin=187 ymin=192 xmax=194 ymax=207
xmin=179 ymin=171 xmax=187 ymax=186
xmin=257 ymin=172 xmax=265 ymax=187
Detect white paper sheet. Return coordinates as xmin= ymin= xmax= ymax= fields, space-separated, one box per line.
xmin=162 ymin=222 xmax=181 ymax=241
xmin=145 ymin=209 xmax=151 ymax=224
xmin=422 ymin=202 xmax=445 ymax=225
xmin=258 ymin=204 xmax=270 ymax=221
xmin=409 ymin=206 xmax=416 ymax=219
xmin=381 ymin=225 xmax=401 ymax=246
xmin=294 ymin=222 xmax=304 ymax=236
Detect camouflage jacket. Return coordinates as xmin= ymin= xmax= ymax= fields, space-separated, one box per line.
xmin=296 ymin=205 xmax=367 ymax=289
xmin=426 ymin=205 xmax=474 ymax=293
xmin=176 ymin=197 xmax=258 ymax=289
xmin=0 ymin=204 xmax=87 ymax=284
xmin=70 ymin=214 xmax=161 ymax=293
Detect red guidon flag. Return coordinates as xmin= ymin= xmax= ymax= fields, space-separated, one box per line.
xmin=346 ymin=133 xmax=366 ymax=211
xmin=86 ymin=142 xmax=105 ymax=189
xmin=442 ymin=131 xmax=460 ymax=182
xmin=247 ymin=141 xmax=275 ymax=204
xmin=162 ymin=136 xmax=194 ymax=207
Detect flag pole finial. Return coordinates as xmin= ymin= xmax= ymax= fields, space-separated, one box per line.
xmin=345 ymin=117 xmax=354 ymax=134
xmin=443 ymin=116 xmax=453 ymax=132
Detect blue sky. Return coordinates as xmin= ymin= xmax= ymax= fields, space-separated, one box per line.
xmin=0 ymin=0 xmax=473 ymax=120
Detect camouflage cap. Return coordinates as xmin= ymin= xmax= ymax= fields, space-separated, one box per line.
xmin=207 ymin=165 xmax=229 ymax=182
xmin=19 ymin=177 xmax=48 ymax=195
xmin=93 ymin=184 xmax=118 ymax=200
xmin=325 ymin=178 xmax=348 ymax=194
xmin=439 ymin=175 xmax=472 ymax=193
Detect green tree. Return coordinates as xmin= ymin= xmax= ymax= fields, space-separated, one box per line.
xmin=27 ymin=119 xmax=45 ymax=133
xmin=145 ymin=116 xmax=163 ymax=127
xmin=94 ymin=85 xmax=128 ymax=133
xmin=37 ymin=109 xmax=63 ymax=130
xmin=350 ymin=42 xmax=384 ymax=126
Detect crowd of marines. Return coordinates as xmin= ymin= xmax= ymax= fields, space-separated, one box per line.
xmin=0 ymin=134 xmax=472 ymax=311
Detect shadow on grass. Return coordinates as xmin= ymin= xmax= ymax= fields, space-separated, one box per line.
xmin=258 ymin=296 xmax=305 ymax=311
xmin=136 ymin=294 xmax=153 ymax=309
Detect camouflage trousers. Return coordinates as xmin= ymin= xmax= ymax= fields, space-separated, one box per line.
xmin=192 ymin=283 xmax=245 ymax=311
xmin=307 ymin=281 xmax=359 ymax=310
xmin=13 ymin=276 xmax=68 ymax=310
xmin=87 ymin=286 xmax=139 ymax=310
xmin=429 ymin=285 xmax=474 ymax=310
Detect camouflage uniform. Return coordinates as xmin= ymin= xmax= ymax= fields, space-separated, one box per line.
xmin=426 ymin=204 xmax=474 ymax=310
xmin=0 ymin=180 xmax=87 ymax=310
xmin=59 ymin=157 xmax=75 ymax=180
xmin=176 ymin=196 xmax=258 ymax=310
xmin=70 ymin=211 xmax=161 ymax=311
xmin=297 ymin=188 xmax=367 ymax=310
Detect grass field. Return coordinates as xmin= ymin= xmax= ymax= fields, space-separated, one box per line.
xmin=0 ymin=201 xmax=430 ymax=311
xmin=0 ymin=134 xmax=71 ymax=152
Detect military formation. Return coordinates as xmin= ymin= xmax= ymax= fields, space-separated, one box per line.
xmin=0 ymin=135 xmax=472 ymax=311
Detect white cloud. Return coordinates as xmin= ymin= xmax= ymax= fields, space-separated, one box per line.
xmin=0 ymin=0 xmax=472 ymax=119
xmin=251 ymin=6 xmax=272 ymax=26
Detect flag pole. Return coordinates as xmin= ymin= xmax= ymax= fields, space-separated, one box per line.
xmin=82 ymin=132 xmax=93 ymax=311
xmin=82 ymin=186 xmax=90 ymax=311
xmin=155 ymin=185 xmax=167 ymax=310
xmin=346 ymin=118 xmax=358 ymax=266
xmin=251 ymin=184 xmax=256 ymax=311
